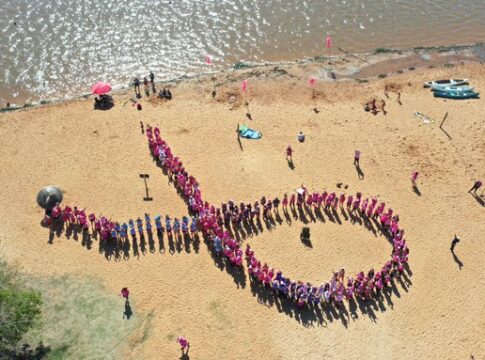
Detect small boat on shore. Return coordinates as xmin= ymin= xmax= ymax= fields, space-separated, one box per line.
xmin=424 ymin=79 xmax=468 ymax=88
xmin=433 ymin=89 xmax=480 ymax=100
xmin=430 ymin=84 xmax=473 ymax=92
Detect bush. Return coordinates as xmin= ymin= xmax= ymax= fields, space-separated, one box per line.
xmin=0 ymin=255 xmax=45 ymax=358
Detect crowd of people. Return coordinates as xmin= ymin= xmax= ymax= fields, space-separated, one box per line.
xmin=146 ymin=126 xmax=243 ymax=265
xmin=244 ymin=192 xmax=409 ymax=308
xmin=43 ymin=203 xmax=199 ymax=242
xmin=43 ymin=125 xmax=413 ymax=312
xmin=209 ymin=188 xmax=404 ymax=237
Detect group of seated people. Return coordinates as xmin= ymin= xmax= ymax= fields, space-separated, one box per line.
xmin=158 ymin=88 xmax=173 ymax=100
xmin=94 ymin=94 xmax=114 ymax=109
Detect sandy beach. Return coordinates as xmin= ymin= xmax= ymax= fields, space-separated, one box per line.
xmin=0 ymin=54 xmax=484 ymax=359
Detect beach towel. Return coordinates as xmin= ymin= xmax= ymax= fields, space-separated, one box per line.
xmin=414 ymin=111 xmax=435 ymax=124
xmin=239 ymin=125 xmax=262 ymax=139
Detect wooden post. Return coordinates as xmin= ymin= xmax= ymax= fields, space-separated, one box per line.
xmin=440 ymin=112 xmax=448 ymax=129
xmin=139 ymin=174 xmax=153 ymax=201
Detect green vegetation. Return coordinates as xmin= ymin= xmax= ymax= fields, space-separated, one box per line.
xmin=0 ymin=239 xmax=145 ymax=360
xmin=23 ymin=275 xmax=142 ymax=360
xmin=374 ymin=47 xmax=394 ymax=54
xmin=0 ymin=254 xmax=46 ymax=359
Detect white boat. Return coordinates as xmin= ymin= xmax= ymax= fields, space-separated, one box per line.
xmin=431 ymin=84 xmax=473 ymax=92
xmin=423 ymin=79 xmax=468 ymax=88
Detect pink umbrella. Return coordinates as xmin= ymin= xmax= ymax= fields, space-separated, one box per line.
xmin=241 ymin=79 xmax=248 ymax=92
xmin=325 ymin=34 xmax=333 ymax=49
xmin=205 ymin=55 xmax=213 ymax=65
xmin=91 ymin=82 xmax=112 ymax=95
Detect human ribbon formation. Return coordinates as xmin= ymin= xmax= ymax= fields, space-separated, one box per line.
xmin=43 ymin=125 xmax=410 ymax=309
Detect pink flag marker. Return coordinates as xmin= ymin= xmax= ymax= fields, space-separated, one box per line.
xmin=308 ymin=77 xmax=317 ymax=87
xmin=326 ymin=34 xmax=333 ymax=49
xmin=241 ymin=79 xmax=248 ymax=92
xmin=205 ymin=55 xmax=213 ymax=65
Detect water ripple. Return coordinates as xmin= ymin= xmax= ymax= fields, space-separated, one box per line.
xmin=0 ymin=0 xmax=484 ymax=104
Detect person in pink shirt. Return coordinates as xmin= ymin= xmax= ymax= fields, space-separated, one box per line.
xmin=411 ymin=170 xmax=419 ymax=186
xmin=177 ymin=336 xmax=190 ymax=354
xmin=282 ymin=193 xmax=288 ymax=211
xmin=286 ymin=146 xmax=293 ymax=161
xmin=289 ymin=193 xmax=296 ymax=210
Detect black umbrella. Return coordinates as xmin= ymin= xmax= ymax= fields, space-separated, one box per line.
xmin=36 ymin=186 xmax=63 ymax=210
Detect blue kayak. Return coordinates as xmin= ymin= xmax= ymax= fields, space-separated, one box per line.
xmin=433 ymin=89 xmax=480 ymax=99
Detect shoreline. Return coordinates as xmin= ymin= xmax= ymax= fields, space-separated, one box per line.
xmin=1 ymin=42 xmax=484 ymax=113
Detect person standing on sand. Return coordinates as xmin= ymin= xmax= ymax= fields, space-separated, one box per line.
xmin=450 ymin=235 xmax=460 ymax=252
xmin=286 ymin=146 xmax=293 ymax=162
xmin=177 ymin=336 xmax=190 ymax=354
xmin=411 ymin=171 xmax=419 ymax=186
xmin=121 ymin=287 xmax=129 ymax=299
xmin=149 ymin=71 xmax=156 ymax=92
xmin=371 ymin=98 xmax=377 ymax=115
xmin=133 ymin=77 xmax=141 ymax=96
xmin=143 ymin=77 xmax=149 ymax=96
xmin=468 ymin=180 xmax=482 ymax=195
xmin=354 ymin=150 xmax=361 ymax=167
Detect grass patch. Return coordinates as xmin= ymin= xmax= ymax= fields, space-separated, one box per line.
xmin=374 ymin=47 xmax=394 ymax=54
xmin=208 ymin=300 xmax=232 ymax=328
xmin=23 ymin=275 xmax=141 ymax=360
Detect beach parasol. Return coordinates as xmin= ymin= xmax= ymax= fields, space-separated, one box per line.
xmin=36 ymin=186 xmax=63 ymax=210
xmin=91 ymin=82 xmax=112 ymax=95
